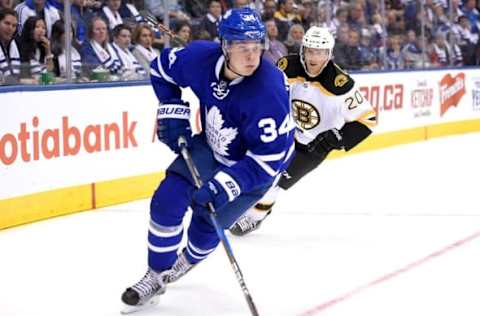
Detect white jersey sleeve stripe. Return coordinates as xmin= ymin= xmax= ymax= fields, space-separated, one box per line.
xmin=246 ymin=151 xmax=278 ymax=177
xmin=155 ymin=57 xmax=176 ymax=85
xmin=150 ymin=67 xmax=161 ymax=78
xmin=248 ymin=151 xmax=286 ymax=162
xmin=284 ymin=142 xmax=296 ymax=162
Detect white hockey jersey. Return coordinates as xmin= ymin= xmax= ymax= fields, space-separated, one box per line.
xmin=277 ymin=55 xmax=376 ymax=148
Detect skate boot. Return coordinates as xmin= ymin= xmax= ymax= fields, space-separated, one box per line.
xmin=162 ymin=249 xmax=196 ymax=284
xmin=229 ymin=204 xmax=273 ymax=236
xmin=121 ymin=268 xmax=166 ymax=314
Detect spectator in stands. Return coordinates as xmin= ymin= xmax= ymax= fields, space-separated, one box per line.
xmin=385 ymin=8 xmax=405 ymax=36
xmin=453 ymin=15 xmax=479 ymax=65
xmin=429 ymin=31 xmax=463 ymax=67
xmin=402 ymin=29 xmax=425 ymax=69
xmin=170 ymin=20 xmax=191 ymax=47
xmin=233 ymin=0 xmax=253 ymax=8
xmin=85 ymin=0 xmax=102 ymax=12
xmin=183 ymin=0 xmax=207 ymax=19
xmin=274 ymin=0 xmax=301 ymax=42
xmin=0 ymin=8 xmax=20 ymax=84
xmin=298 ymin=0 xmax=314 ymax=31
xmin=119 ymin=0 xmax=143 ymax=27
xmin=144 ymin=0 xmax=189 ymax=26
xmin=369 ymin=12 xmax=384 ymax=45
xmin=0 ymin=0 xmax=13 ymax=10
xmin=358 ymin=28 xmax=379 ymax=69
xmin=18 ymin=16 xmax=54 ymax=79
xmin=111 ymin=24 xmax=146 ymax=79
xmin=50 ymin=19 xmax=83 ymax=79
xmin=284 ymin=23 xmax=304 ymax=54
xmin=347 ymin=2 xmax=366 ymax=32
xmin=475 ymin=40 xmax=480 ymax=65
xmin=316 ymin=3 xmax=337 ymax=36
xmin=332 ymin=7 xmax=348 ymax=29
xmin=262 ymin=0 xmax=276 ymax=20
xmin=15 ymin=0 xmax=60 ymax=36
xmin=333 ymin=27 xmax=363 ymax=70
xmin=461 ymin=0 xmax=480 ymax=33
xmin=198 ymin=0 xmax=222 ymax=42
xmin=100 ymin=0 xmax=124 ymax=31
xmin=385 ymin=35 xmax=405 ymax=69
xmin=80 ymin=16 xmax=122 ymax=75
xmin=69 ymin=0 xmax=96 ymax=45
xmin=132 ymin=23 xmax=159 ymax=72
xmin=432 ymin=4 xmax=450 ymax=33
xmin=263 ymin=18 xmax=287 ymax=64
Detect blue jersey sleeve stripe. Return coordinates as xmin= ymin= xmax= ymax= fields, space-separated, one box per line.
xmin=246 ymin=152 xmax=278 ymax=177
xmin=155 ymin=57 xmax=177 ymax=85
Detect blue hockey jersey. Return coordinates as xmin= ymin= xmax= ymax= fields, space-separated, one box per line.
xmin=150 ymin=41 xmax=295 ymax=195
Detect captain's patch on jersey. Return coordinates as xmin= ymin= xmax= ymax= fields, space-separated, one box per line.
xmin=277 ymin=57 xmax=288 ymax=71
xmin=334 ymin=74 xmax=349 ymax=87
xmin=292 ymin=99 xmax=320 ymax=130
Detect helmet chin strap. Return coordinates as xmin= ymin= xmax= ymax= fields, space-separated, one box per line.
xmin=305 ymin=62 xmax=328 ymax=77
xmin=221 ymin=44 xmax=245 ymax=79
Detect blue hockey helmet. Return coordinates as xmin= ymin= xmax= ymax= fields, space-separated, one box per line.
xmin=218 ymin=7 xmax=266 ymax=42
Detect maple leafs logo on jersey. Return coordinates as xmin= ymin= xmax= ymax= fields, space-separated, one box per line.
xmin=168 ymin=48 xmax=184 ymax=68
xmin=205 ymin=106 xmax=238 ymax=156
xmin=211 ymin=80 xmax=230 ymax=100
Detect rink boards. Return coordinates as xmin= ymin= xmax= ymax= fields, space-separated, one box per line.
xmin=1 ymin=68 xmax=480 ymax=229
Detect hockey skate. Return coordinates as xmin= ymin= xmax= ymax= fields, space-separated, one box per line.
xmin=162 ymin=249 xmax=196 ymax=284
xmin=121 ymin=268 xmax=167 ymax=314
xmin=229 ymin=214 xmax=266 ymax=236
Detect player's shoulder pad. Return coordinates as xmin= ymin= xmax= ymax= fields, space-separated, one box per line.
xmin=276 ymin=54 xmax=303 ymax=78
xmin=318 ymin=61 xmax=355 ymax=96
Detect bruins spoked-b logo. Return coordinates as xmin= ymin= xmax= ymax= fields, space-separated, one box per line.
xmin=292 ymin=99 xmax=320 ymax=130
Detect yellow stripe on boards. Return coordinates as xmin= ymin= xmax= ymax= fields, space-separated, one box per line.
xmin=0 ymin=172 xmax=166 ymax=230
xmin=95 ymin=172 xmax=165 ymax=208
xmin=426 ymin=119 xmax=480 ymax=139
xmin=0 ymin=185 xmax=92 ymax=230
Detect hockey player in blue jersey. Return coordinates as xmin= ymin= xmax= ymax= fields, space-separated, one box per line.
xmin=121 ymin=7 xmax=295 ymax=313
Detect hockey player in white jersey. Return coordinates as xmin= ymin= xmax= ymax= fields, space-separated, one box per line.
xmin=230 ymin=26 xmax=377 ymax=236
xmin=120 ymin=7 xmax=295 ymax=313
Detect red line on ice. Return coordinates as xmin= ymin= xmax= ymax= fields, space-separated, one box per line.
xmin=298 ymin=230 xmax=480 ymax=316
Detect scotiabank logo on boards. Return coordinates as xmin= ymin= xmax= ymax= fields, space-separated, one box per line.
xmin=439 ymin=73 xmax=466 ymax=116
xmin=0 ymin=111 xmax=138 ymax=165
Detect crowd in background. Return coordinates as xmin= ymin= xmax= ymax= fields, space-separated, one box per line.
xmin=1 ymin=0 xmax=479 ymax=85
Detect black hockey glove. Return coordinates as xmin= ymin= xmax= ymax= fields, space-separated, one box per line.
xmin=307 ymin=128 xmax=344 ymax=154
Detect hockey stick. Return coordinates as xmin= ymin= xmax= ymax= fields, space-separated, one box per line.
xmin=139 ymin=11 xmax=187 ymax=47
xmin=177 ymin=136 xmax=260 ymax=316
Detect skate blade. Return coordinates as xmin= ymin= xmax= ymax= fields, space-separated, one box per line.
xmin=120 ymin=295 xmax=161 ymax=314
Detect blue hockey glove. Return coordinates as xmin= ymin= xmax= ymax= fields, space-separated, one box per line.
xmin=156 ymin=99 xmax=192 ymax=153
xmin=192 ymin=171 xmax=242 ymax=211
xmin=307 ymin=128 xmax=344 ymax=154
